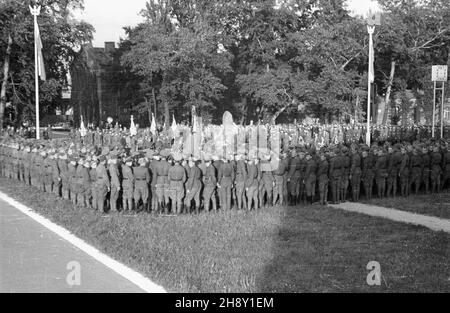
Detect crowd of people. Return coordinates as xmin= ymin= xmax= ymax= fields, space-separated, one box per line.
xmin=0 ymin=121 xmax=450 ymax=215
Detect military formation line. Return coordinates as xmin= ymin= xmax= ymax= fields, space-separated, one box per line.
xmin=1 ymin=124 xmax=450 ymax=214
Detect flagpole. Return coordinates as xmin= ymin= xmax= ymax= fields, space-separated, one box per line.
xmin=30 ymin=4 xmax=40 ymax=140
xmin=366 ymin=25 xmax=375 ymax=146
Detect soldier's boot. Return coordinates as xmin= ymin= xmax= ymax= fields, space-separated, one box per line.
xmin=204 ymin=199 xmax=210 ymax=213
xmin=392 ymin=182 xmax=397 ymax=198
xmin=184 ymin=202 xmax=190 ymax=215
xmin=110 ymin=200 xmax=116 ymax=212
xmin=171 ymin=199 xmax=177 ymax=215
xmin=99 ymin=198 xmax=105 ymax=213
xmin=195 ymin=206 xmax=200 ymax=215
xmin=386 ymin=182 xmax=392 ymax=198
xmin=232 ymin=191 xmax=237 ymax=210
xmin=122 ymin=199 xmax=128 ymax=211
xmin=236 ymin=195 xmax=241 ymax=210
xmin=128 ymin=199 xmax=133 ymax=212
xmin=212 ymin=197 xmax=217 ymax=212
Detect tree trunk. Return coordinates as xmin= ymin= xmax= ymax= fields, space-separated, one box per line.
xmin=382 ymin=60 xmax=396 ymax=125
xmin=271 ymin=105 xmax=288 ymax=124
xmin=146 ymin=96 xmax=151 ymax=126
xmin=355 ymin=93 xmax=360 ymax=123
xmin=0 ymin=34 xmax=13 ymax=130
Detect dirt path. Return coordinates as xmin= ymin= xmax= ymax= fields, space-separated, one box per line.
xmin=329 ymin=202 xmax=450 ymax=233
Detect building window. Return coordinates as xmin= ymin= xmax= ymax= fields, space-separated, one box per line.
xmin=444 ymin=108 xmax=450 ymax=120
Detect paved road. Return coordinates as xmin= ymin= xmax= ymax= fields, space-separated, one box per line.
xmin=0 ymin=199 xmax=145 ymax=293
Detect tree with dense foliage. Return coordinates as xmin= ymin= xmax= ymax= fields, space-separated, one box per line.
xmin=0 ymin=0 xmax=93 ymax=128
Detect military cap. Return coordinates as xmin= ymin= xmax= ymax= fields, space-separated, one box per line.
xmin=98 ymin=155 xmax=107 ymax=162
xmin=138 ymin=157 xmax=146 ymax=164
xmin=160 ymin=149 xmax=170 ymax=158
xmin=145 ymin=149 xmax=155 ymax=159
xmin=101 ymin=146 xmax=110 ymax=156
xmin=173 ymin=153 xmax=182 ymax=162
xmin=203 ymin=154 xmax=212 ymax=162
xmin=109 ymin=151 xmax=118 ymax=159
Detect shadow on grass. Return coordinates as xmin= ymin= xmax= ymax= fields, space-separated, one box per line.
xmin=256 ymin=204 xmax=450 ymax=293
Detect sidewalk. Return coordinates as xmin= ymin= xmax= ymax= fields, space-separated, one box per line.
xmin=0 ymin=196 xmax=161 ymax=293
xmin=329 ymin=202 xmax=450 ymax=234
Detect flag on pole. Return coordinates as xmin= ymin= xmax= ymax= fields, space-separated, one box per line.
xmin=35 ymin=20 xmax=46 ymax=81
xmin=80 ymin=115 xmax=87 ymax=137
xmin=171 ymin=115 xmax=178 ymax=133
xmin=130 ymin=115 xmax=137 ymax=136
xmin=150 ymin=113 xmax=157 ymax=134
xmin=369 ymin=36 xmax=374 ymax=83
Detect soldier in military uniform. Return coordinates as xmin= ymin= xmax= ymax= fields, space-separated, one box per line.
xmin=328 ymin=149 xmax=342 ymax=204
xmin=287 ymin=150 xmax=301 ymax=205
xmin=168 ymin=153 xmax=186 ymax=214
xmin=234 ymin=154 xmax=247 ymax=210
xmin=23 ymin=145 xmax=32 ymax=185
xmin=201 ymin=154 xmax=217 ymax=212
xmin=361 ymin=147 xmax=375 ymax=200
xmin=88 ymin=160 xmax=97 ymax=209
xmin=317 ymin=150 xmax=329 ymax=205
xmin=349 ymin=145 xmax=362 ymax=202
xmin=440 ymin=145 xmax=450 ymax=192
xmin=58 ymin=153 xmax=70 ymax=200
xmin=374 ymin=148 xmax=388 ymax=198
xmin=246 ymin=155 xmax=260 ymax=211
xmin=399 ymin=146 xmax=410 ymax=197
xmin=108 ymin=153 xmax=121 ymax=212
xmin=218 ymin=156 xmax=235 ymax=211
xmin=121 ymin=157 xmax=134 ymax=212
xmin=272 ymin=151 xmax=288 ymax=206
xmin=386 ymin=145 xmax=401 ymax=198
xmin=409 ymin=147 xmax=422 ymax=195
xmin=304 ymin=152 xmax=317 ymax=204
xmin=68 ymin=155 xmax=78 ymax=203
xmin=154 ymin=150 xmax=171 ymax=213
xmin=95 ymin=155 xmax=110 ymax=213
xmin=133 ymin=157 xmax=150 ymax=212
xmin=259 ymin=152 xmax=274 ymax=208
xmin=184 ymin=156 xmax=202 ymax=214
xmin=50 ymin=152 xmax=61 ymax=196
xmin=340 ymin=147 xmax=350 ymax=202
xmin=430 ymin=145 xmax=442 ymax=193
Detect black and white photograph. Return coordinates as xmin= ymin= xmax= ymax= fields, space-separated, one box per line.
xmin=0 ymin=0 xmax=449 ymax=300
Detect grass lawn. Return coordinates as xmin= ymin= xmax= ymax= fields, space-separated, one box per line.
xmin=362 ymin=193 xmax=450 ymax=220
xmin=0 ymin=177 xmax=448 ymax=293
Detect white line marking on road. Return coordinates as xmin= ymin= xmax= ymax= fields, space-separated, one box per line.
xmin=0 ymin=191 xmax=166 ymax=293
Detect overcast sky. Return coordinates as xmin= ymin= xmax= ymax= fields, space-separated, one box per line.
xmin=74 ymin=0 xmax=381 ymax=47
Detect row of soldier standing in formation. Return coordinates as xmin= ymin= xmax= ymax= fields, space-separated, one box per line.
xmin=1 ymin=137 xmax=450 ymax=214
